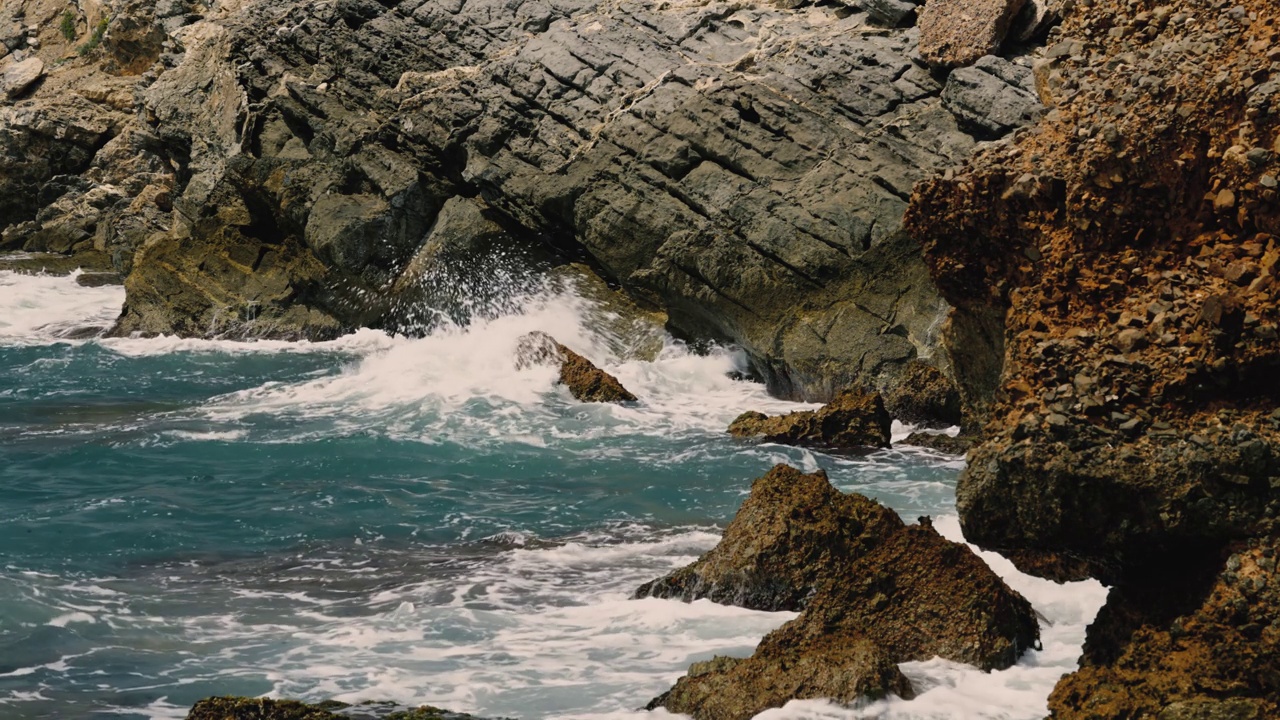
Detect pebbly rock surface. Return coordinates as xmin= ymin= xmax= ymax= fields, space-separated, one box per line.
xmin=643 ymin=466 xmax=1040 ymax=718
xmin=728 ymin=389 xmax=892 ymax=449
xmin=0 ymin=0 xmax=1052 ymax=398
xmin=514 ymin=331 xmax=637 ymax=403
xmin=634 ymin=464 xmax=904 ymax=610
xmin=918 ymin=0 xmax=1027 ymax=68
xmin=907 ymin=0 xmax=1280 ymax=714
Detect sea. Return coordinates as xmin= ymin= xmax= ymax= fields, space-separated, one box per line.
xmin=0 ymin=267 xmax=1108 ymax=720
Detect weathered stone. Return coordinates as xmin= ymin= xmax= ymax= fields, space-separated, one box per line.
xmin=186 ymin=696 xmax=502 ymax=720
xmin=858 ymin=0 xmax=922 ymax=26
xmin=634 ymin=464 xmax=905 ymax=610
xmin=919 ymin=0 xmax=1028 ymax=68
xmin=1 ymin=56 xmax=43 ymax=98
xmin=729 ymin=388 xmax=892 ymax=449
xmin=514 ymin=331 xmax=637 ymax=403
xmin=942 ymin=55 xmax=1044 ymax=137
xmin=884 ymin=359 xmax=963 ymax=427
xmin=901 ymin=430 xmax=973 ymax=454
xmin=648 ymin=636 xmax=913 ymax=720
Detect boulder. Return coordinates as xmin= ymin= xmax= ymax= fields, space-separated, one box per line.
xmin=648 ymin=636 xmax=913 ymax=720
xmin=1 ymin=56 xmax=44 ymax=98
xmin=941 ymin=55 xmax=1044 ymax=138
xmin=857 ymin=0 xmax=922 ymax=27
xmin=918 ymin=0 xmax=1027 ymax=68
xmin=514 ymin=331 xmax=637 ymax=403
xmin=634 ymin=465 xmax=905 ymax=610
xmin=901 ymin=431 xmax=973 ymax=454
xmin=884 ymin=360 xmax=962 ymax=428
xmin=728 ymin=389 xmax=892 ymax=449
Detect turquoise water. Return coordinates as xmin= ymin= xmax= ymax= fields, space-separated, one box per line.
xmin=0 ymin=270 xmax=1105 ymax=720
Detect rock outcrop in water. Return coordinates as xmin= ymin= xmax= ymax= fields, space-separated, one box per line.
xmin=1 ymin=0 xmax=1049 ymax=399
xmin=186 ymin=697 xmax=500 ymax=720
xmin=514 ymin=331 xmax=637 ymax=403
xmin=907 ymin=0 xmax=1280 ymax=714
xmin=635 ymin=464 xmax=904 ymax=610
xmin=728 ymin=388 xmax=893 ymax=449
xmin=643 ymin=465 xmax=1039 ymax=718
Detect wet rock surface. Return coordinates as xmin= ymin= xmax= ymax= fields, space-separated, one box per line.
xmin=186 ymin=697 xmax=502 ymax=720
xmin=908 ymin=0 xmax=1280 ymax=713
xmin=2 ymin=0 xmax=1049 ymax=399
xmin=634 ymin=464 xmax=905 ymax=610
xmin=644 ymin=465 xmax=1040 ymax=718
xmin=514 ymin=331 xmax=637 ymax=403
xmin=728 ymin=388 xmax=892 ymax=449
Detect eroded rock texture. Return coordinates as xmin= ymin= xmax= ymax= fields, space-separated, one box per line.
xmin=728 ymin=388 xmax=893 ymax=449
xmin=643 ymin=465 xmax=1039 ymax=718
xmin=2 ymin=0 xmax=1047 ymax=399
xmin=908 ymin=0 xmax=1280 ymax=714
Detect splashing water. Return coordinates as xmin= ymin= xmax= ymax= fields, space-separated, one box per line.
xmin=0 ymin=269 xmax=1105 ymax=720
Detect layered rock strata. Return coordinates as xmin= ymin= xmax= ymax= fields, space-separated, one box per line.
xmin=643 ymin=465 xmax=1039 ymax=719
xmin=908 ymin=0 xmax=1280 ymax=714
xmin=2 ymin=0 xmax=1046 ymax=399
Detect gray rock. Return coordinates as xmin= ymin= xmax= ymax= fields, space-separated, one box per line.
xmin=919 ymin=0 xmax=1027 ymax=68
xmin=859 ymin=0 xmax=923 ymax=26
xmin=1 ymin=56 xmax=44 ymax=98
xmin=1009 ymin=0 xmax=1064 ymax=42
xmin=942 ymin=55 xmax=1044 ymax=136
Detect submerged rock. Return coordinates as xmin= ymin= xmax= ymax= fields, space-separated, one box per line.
xmin=634 ymin=465 xmax=904 ymax=610
xmin=644 ymin=466 xmax=1039 ymax=718
xmin=514 ymin=331 xmax=637 ymax=403
xmin=648 ymin=635 xmax=913 ymax=720
xmin=728 ymin=389 xmax=892 ymax=450
xmin=186 ymin=697 xmax=498 ymax=720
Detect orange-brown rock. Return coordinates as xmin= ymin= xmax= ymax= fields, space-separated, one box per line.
xmin=885 ymin=359 xmax=963 ymax=428
xmin=634 ymin=464 xmax=905 ymax=610
xmin=514 ymin=331 xmax=637 ymax=403
xmin=906 ymin=0 xmax=1280 ymax=714
xmin=918 ymin=0 xmax=1027 ymax=68
xmin=728 ymin=389 xmax=891 ymax=449
xmin=648 ymin=636 xmax=913 ymax=720
xmin=644 ymin=467 xmax=1040 ymax=719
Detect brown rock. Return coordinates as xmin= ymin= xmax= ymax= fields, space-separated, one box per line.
xmin=1 ymin=57 xmax=45 ymax=99
xmin=1002 ymin=548 xmax=1093 ymax=583
xmin=514 ymin=331 xmax=637 ymax=403
xmin=634 ymin=465 xmax=905 ymax=610
xmin=728 ymin=389 xmax=892 ymax=449
xmin=649 ymin=636 xmax=913 ymax=720
xmin=885 ymin=360 xmax=963 ymax=428
xmin=901 ymin=431 xmax=974 ymax=454
xmin=919 ymin=0 xmax=1028 ymax=68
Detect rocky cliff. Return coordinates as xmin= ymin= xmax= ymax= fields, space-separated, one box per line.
xmin=2 ymin=0 xmax=1046 ymax=399
xmin=908 ymin=0 xmax=1280 ymax=714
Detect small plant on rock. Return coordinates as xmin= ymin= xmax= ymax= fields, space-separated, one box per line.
xmin=60 ymin=10 xmax=77 ymax=41
xmin=77 ymin=16 xmax=108 ymax=56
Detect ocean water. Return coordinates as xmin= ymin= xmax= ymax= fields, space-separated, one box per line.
xmin=0 ymin=269 xmax=1108 ymax=720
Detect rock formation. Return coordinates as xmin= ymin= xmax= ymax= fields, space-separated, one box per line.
xmin=635 ymin=464 xmax=905 ymax=610
xmin=1 ymin=0 xmax=1047 ymax=399
xmin=728 ymin=389 xmax=893 ymax=450
xmin=884 ymin=359 xmax=963 ymax=427
xmin=186 ymin=697 xmax=499 ymax=720
xmin=907 ymin=0 xmax=1280 ymax=714
xmin=515 ymin=331 xmax=637 ymax=403
xmin=643 ymin=465 xmax=1039 ymax=718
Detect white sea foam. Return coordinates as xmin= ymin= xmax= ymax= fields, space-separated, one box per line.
xmin=0 ymin=270 xmax=125 ymax=344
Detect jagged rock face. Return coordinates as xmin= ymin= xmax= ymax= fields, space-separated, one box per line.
xmin=1048 ymin=540 xmax=1280 ymax=719
xmin=644 ymin=466 xmax=1040 ymax=719
xmin=884 ymin=359 xmax=962 ymax=427
xmin=649 ymin=637 xmax=913 ymax=720
xmin=514 ymin=331 xmax=637 ymax=403
xmin=909 ymin=0 xmax=1280 ymax=584
xmin=728 ymin=389 xmax=893 ymax=449
xmin=634 ymin=464 xmax=905 ymax=610
xmin=907 ymin=0 xmax=1280 ymax=714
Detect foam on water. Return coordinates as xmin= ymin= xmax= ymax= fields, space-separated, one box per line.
xmin=0 ymin=266 xmax=1107 ymax=720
